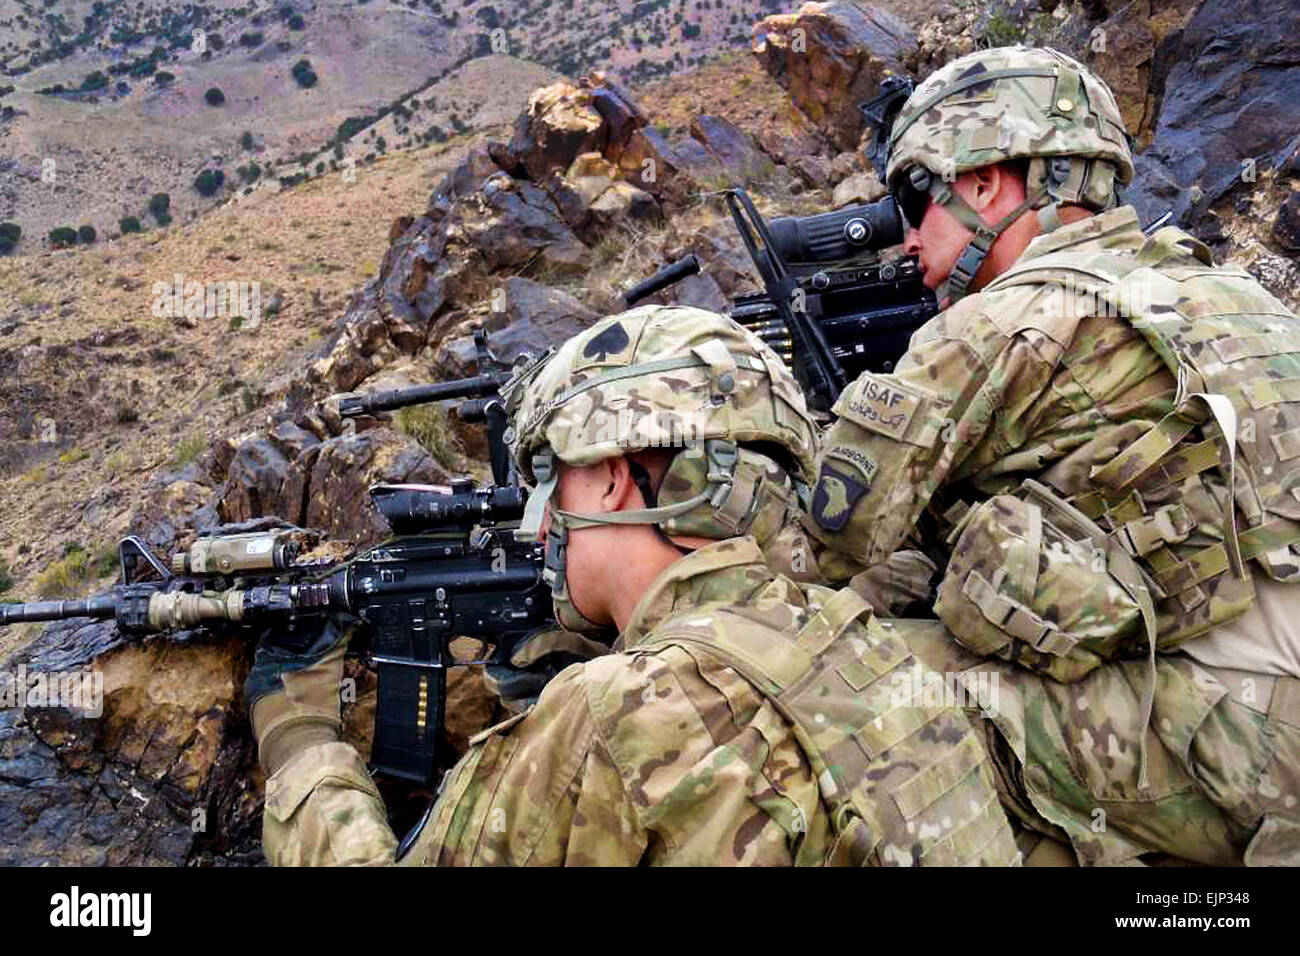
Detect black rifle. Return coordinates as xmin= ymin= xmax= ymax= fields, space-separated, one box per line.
xmin=625 ymin=188 xmax=938 ymax=414
xmin=0 ymin=330 xmax=551 ymax=799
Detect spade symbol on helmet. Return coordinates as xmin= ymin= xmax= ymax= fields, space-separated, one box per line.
xmin=583 ymin=322 xmax=631 ymax=362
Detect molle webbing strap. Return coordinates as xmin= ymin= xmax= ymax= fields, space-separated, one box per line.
xmin=960 ymin=568 xmax=1077 ymax=656
xmin=639 ymin=591 xmax=1014 ymax=866
xmin=1017 ymin=480 xmax=1161 ymax=787
xmin=1146 ymin=518 xmax=1300 ymax=597
xmin=1135 ymin=226 xmax=1214 ymax=268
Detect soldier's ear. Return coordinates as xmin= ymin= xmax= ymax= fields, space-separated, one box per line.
xmin=967 ymin=164 xmax=1003 ymax=212
xmin=600 ymin=457 xmax=641 ymax=513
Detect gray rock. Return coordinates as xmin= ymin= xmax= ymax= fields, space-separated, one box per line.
xmin=1127 ymin=0 xmax=1300 ymax=229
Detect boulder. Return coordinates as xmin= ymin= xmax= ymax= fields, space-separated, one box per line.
xmin=580 ymin=72 xmax=648 ymax=162
xmin=751 ymin=1 xmax=916 ymax=151
xmin=457 ymin=173 xmax=588 ymax=273
xmin=221 ymin=434 xmax=293 ymax=524
xmin=0 ymin=619 xmax=261 ymax=865
xmin=303 ymin=427 xmax=451 ymax=544
xmin=1127 ymin=0 xmax=1300 ymax=230
xmin=791 ymin=154 xmax=832 ymax=189
xmin=501 ymin=81 xmax=608 ymax=182
xmin=690 ymin=115 xmax=777 ymax=185
xmin=544 ymin=153 xmax=658 ymax=240
xmin=832 ymin=169 xmax=887 ymax=207
xmin=617 ymin=126 xmax=696 ymax=204
xmin=436 ymin=278 xmax=598 ymax=378
xmin=1273 ymin=192 xmax=1300 ymax=256
xmin=429 ymin=145 xmax=502 ymax=213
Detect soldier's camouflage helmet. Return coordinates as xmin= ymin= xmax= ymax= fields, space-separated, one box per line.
xmin=884 ymin=46 xmax=1135 ymax=301
xmin=502 ymin=304 xmax=820 ymax=631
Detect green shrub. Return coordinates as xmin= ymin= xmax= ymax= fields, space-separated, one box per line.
xmin=194 ymin=168 xmax=225 ymax=196
xmin=241 ymin=130 xmax=255 ymax=150
xmin=80 ymin=70 xmax=107 ymax=91
xmin=204 ymin=86 xmax=225 ymax=106
xmin=288 ymin=13 xmax=305 ymax=29
xmin=78 ymin=224 xmax=96 ymax=243
xmin=171 ymin=434 xmax=207 ymax=466
xmin=239 ymin=31 xmax=263 ymax=47
xmin=119 ymin=215 xmax=143 ymax=234
xmin=0 ymin=558 xmax=12 ymax=594
xmin=49 ymin=226 xmax=78 ymax=247
xmin=291 ymin=58 xmax=317 ymax=88
xmin=0 ymin=220 xmax=19 ymax=254
xmin=154 ymin=70 xmax=175 ymax=85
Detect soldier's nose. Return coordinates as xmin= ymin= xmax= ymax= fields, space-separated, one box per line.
xmin=904 ymin=228 xmax=922 ymax=256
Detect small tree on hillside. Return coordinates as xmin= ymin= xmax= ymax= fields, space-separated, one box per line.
xmin=78 ymin=225 xmax=97 ymax=243
xmin=0 ymin=221 xmax=20 ymax=254
xmin=194 ymin=169 xmax=225 ymax=196
xmin=204 ymin=86 xmax=225 ymax=106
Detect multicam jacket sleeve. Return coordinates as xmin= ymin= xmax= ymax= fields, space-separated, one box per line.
xmin=810 ymin=212 xmax=1174 ymax=567
xmin=260 ymin=667 xmax=645 ymax=867
xmin=263 ymin=645 xmax=830 ymax=866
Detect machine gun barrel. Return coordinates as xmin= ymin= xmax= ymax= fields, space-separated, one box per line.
xmin=338 ymin=371 xmax=512 ymax=418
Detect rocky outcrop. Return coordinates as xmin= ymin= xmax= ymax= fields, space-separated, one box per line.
xmin=0 ymin=615 xmax=259 ymax=865
xmin=751 ymin=1 xmax=916 ymax=150
xmin=0 ymin=611 xmax=499 ymax=865
xmin=1127 ymin=0 xmax=1300 ymax=232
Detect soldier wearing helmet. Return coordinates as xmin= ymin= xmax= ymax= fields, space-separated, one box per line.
xmin=808 ymin=47 xmax=1300 ymax=864
xmin=252 ymin=304 xmax=1020 ymax=866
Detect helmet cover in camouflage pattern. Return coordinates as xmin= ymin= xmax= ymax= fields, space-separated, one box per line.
xmin=504 ymin=303 xmax=819 ymax=486
xmin=886 ymin=45 xmax=1134 ymax=208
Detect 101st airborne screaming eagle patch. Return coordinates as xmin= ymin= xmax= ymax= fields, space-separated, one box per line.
xmin=811 ymin=460 xmax=871 ymax=532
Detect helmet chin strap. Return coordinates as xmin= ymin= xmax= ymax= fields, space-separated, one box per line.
xmin=517 ymin=441 xmax=745 ymax=632
xmin=930 ymin=181 xmax=1048 ymax=303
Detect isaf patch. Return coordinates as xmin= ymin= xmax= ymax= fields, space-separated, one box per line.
xmin=812 ymin=462 xmax=870 ymax=532
xmin=838 ymin=373 xmax=927 ymax=443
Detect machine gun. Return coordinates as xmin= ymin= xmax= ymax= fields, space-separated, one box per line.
xmin=624 ymin=188 xmax=938 ymax=414
xmin=0 ymin=330 xmax=552 ymax=805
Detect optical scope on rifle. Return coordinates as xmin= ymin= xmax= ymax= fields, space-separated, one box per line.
xmin=0 ymin=330 xmax=550 ymax=801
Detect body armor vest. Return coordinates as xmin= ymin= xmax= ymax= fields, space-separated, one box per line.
xmin=637 ymin=587 xmax=1020 ymax=866
xmin=981 ymin=225 xmax=1300 ymax=651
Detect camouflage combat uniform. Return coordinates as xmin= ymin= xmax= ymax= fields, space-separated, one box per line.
xmin=260 ymin=304 xmax=1021 ymax=866
xmin=808 ymin=47 xmax=1300 ymax=863
xmin=900 ymin=619 xmax=1300 ymax=866
xmin=263 ymin=536 xmax=1021 ymax=866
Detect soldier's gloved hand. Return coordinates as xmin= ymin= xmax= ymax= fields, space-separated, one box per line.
xmin=244 ymin=612 xmax=358 ymax=777
xmin=848 ymin=549 xmax=939 ymax=617
xmin=484 ymin=627 xmax=612 ymax=714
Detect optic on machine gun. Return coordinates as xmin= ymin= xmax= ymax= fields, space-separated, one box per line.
xmin=624 ymin=187 xmax=938 ymax=413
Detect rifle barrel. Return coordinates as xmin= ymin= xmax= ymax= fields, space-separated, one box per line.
xmin=0 ymin=594 xmax=118 ymax=625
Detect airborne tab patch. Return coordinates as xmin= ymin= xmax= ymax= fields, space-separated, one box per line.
xmin=812 ymin=462 xmax=870 ymax=532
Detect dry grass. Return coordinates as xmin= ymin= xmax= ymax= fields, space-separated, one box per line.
xmin=394 ymin=404 xmax=467 ymax=474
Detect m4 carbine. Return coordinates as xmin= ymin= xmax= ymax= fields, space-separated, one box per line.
xmin=0 ymin=330 xmax=552 ymax=795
